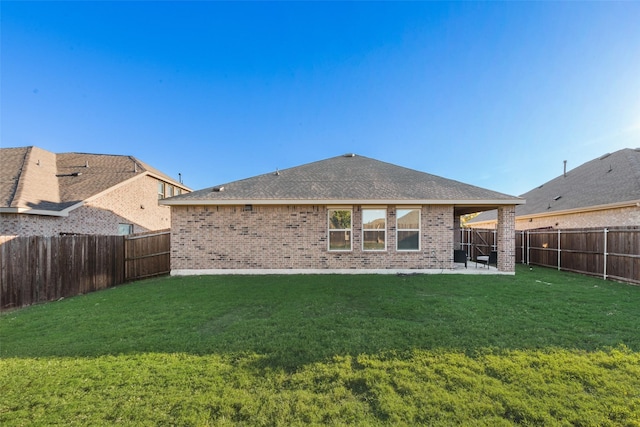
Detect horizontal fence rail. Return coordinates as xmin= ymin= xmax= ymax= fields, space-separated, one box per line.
xmin=0 ymin=235 xmax=125 ymax=310
xmin=462 ymin=227 xmax=640 ymax=285
xmin=124 ymin=230 xmax=171 ymax=282
xmin=1 ymin=230 xmax=170 ymax=311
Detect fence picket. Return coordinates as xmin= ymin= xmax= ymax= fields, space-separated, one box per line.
xmin=1 ymin=230 xmax=169 ymax=311
xmin=464 ymin=226 xmax=639 ymax=285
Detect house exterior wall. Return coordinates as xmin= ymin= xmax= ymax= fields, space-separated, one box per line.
xmin=88 ymin=174 xmax=171 ymax=232
xmin=514 ymin=206 xmax=640 ymax=230
xmin=470 ymin=205 xmax=640 ymax=231
xmin=1 ymin=208 xmax=133 ymax=236
xmin=170 ymin=204 xmax=455 ymax=271
xmin=1 ymin=175 xmax=172 ymax=236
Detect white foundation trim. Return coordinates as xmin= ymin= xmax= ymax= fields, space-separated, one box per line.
xmin=171 ymin=268 xmax=515 ymax=276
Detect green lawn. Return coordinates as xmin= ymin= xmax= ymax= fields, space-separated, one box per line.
xmin=2 ymin=266 xmax=639 ymax=425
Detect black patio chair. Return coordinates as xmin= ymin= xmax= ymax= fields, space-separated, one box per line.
xmin=476 ymin=251 xmax=498 ymax=268
xmin=454 ymin=249 xmax=467 ymax=268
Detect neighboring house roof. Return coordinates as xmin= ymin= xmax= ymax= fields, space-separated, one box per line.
xmin=469 ymin=147 xmax=640 ymax=224
xmin=1 ymin=146 xmax=190 ymax=216
xmin=161 ymin=154 xmax=523 ymax=214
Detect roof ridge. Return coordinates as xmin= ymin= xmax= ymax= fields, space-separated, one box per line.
xmin=623 ymin=148 xmax=640 ymax=189
xmin=7 ymin=147 xmax=32 ymax=207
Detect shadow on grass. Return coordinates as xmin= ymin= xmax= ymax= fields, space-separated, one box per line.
xmin=2 ymin=266 xmax=639 ymax=370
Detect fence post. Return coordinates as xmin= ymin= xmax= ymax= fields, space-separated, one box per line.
xmin=557 ymin=229 xmax=561 ymax=271
xmin=526 ymin=230 xmax=530 ymax=266
xmin=603 ymin=228 xmax=608 ymax=281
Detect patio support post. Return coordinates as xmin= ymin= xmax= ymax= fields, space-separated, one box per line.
xmin=453 ymin=214 xmax=461 ymax=250
xmin=496 ymin=206 xmax=516 ymax=272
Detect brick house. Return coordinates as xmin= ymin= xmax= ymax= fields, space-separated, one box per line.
xmin=468 ymin=148 xmax=640 ymax=230
xmin=1 ymin=146 xmax=190 ymax=236
xmin=161 ymin=154 xmax=523 ymax=274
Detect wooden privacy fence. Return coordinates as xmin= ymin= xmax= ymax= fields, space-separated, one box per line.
xmin=522 ymin=227 xmax=640 ymax=285
xmin=460 ymin=228 xmax=498 ymax=261
xmin=0 ymin=230 xmax=170 ymax=311
xmin=461 ymin=227 xmax=640 ymax=284
xmin=124 ymin=230 xmax=171 ymax=281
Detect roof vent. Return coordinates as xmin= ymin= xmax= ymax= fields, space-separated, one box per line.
xmin=553 ymin=195 xmax=562 ymax=201
xmin=212 ymin=186 xmax=225 ymax=192
xmin=607 ymin=164 xmax=613 ymax=173
xmin=274 ymin=168 xmax=280 ymax=176
xmin=343 ymin=153 xmax=356 ymax=157
xmin=85 ymin=161 xmax=89 ymax=168
xmin=599 ymin=153 xmax=611 ymax=160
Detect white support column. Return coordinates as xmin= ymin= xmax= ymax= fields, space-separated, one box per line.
xmin=604 ymin=228 xmax=608 ymax=280
xmin=557 ymin=229 xmax=562 ymax=271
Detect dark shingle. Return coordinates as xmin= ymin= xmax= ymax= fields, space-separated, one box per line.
xmin=470 ymin=148 xmax=640 ymax=222
xmin=1 ymin=146 xmax=188 ymax=212
xmin=167 ymin=154 xmax=521 ymax=203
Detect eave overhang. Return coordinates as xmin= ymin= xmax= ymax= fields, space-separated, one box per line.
xmin=469 ymin=199 xmax=640 ymax=225
xmin=160 ymin=198 xmax=525 ymax=207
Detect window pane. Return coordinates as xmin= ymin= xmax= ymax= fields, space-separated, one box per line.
xmin=158 ymin=182 xmax=165 ymax=199
xmin=397 ymin=209 xmax=419 ymax=229
xmin=397 ymin=230 xmax=419 ymax=250
xmin=363 ymin=230 xmax=385 ymax=250
xmin=329 ymin=210 xmax=351 ymax=230
xmin=167 ymin=185 xmax=174 ymax=197
xmin=329 ymin=230 xmax=351 ymax=250
xmin=118 ymin=224 xmax=133 ymax=235
xmin=363 ymin=209 xmax=386 ymax=229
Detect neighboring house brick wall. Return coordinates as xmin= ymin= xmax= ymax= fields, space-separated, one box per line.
xmin=88 ymin=175 xmax=171 ymax=232
xmin=471 ymin=206 xmax=640 ymax=231
xmin=171 ymin=204 xmax=455 ymax=271
xmin=1 ymin=176 xmax=171 ymax=236
xmin=1 ymin=207 xmax=133 ymax=236
xmin=515 ymin=206 xmax=640 ymax=230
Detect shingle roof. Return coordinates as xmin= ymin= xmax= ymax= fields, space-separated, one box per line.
xmin=163 ymin=154 xmax=523 ymax=206
xmin=470 ymin=148 xmax=640 ymax=223
xmin=0 ymin=147 xmax=31 ymax=207
xmin=1 ymin=146 xmax=189 ymax=213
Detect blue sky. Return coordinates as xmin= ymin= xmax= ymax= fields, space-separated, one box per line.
xmin=2 ymin=1 xmax=639 ymax=196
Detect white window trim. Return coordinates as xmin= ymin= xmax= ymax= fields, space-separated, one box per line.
xmin=396 ymin=207 xmax=421 ymax=251
xmin=362 ymin=208 xmax=387 ymax=252
xmin=328 ymin=208 xmax=353 ymax=252
xmin=158 ymin=181 xmax=165 ymax=200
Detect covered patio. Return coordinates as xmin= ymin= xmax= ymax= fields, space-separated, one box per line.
xmin=453 ymin=204 xmax=518 ymax=273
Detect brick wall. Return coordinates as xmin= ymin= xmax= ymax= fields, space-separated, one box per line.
xmin=88 ymin=174 xmax=171 ymax=231
xmin=470 ymin=205 xmax=640 ymax=231
xmin=514 ymin=205 xmax=640 ymax=230
xmin=1 ymin=175 xmax=171 ymax=236
xmin=497 ymin=206 xmax=516 ymax=272
xmin=171 ymin=204 xmax=455 ymax=271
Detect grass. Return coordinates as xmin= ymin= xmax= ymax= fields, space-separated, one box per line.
xmin=1 ymin=265 xmax=640 ymax=425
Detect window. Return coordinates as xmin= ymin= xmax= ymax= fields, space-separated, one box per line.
xmin=118 ymin=223 xmax=133 ymax=235
xmin=166 ymin=185 xmax=174 ymax=197
xmin=363 ymin=208 xmax=386 ymax=251
xmin=328 ymin=209 xmax=352 ymax=251
xmin=175 ymin=188 xmax=182 ymax=196
xmin=158 ymin=182 xmax=165 ymax=199
xmin=397 ymin=208 xmax=420 ymax=251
